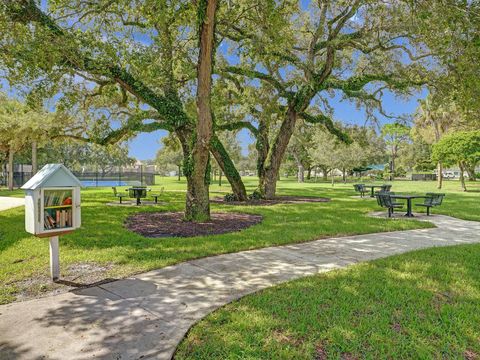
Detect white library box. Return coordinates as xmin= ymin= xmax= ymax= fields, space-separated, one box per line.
xmin=21 ymin=164 xmax=82 ymax=237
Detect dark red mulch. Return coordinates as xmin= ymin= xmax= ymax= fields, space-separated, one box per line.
xmin=125 ymin=211 xmax=263 ymax=238
xmin=211 ymin=195 xmax=331 ymax=206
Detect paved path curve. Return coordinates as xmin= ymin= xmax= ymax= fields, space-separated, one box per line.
xmin=1 ymin=215 xmax=479 ymax=359
xmin=0 ymin=196 xmax=24 ymax=212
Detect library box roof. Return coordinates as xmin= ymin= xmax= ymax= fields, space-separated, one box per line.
xmin=21 ymin=164 xmax=83 ymax=190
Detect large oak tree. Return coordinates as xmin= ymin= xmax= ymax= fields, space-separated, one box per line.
xmin=217 ymin=0 xmax=431 ymax=198
xmin=1 ymin=0 xmax=245 ymax=220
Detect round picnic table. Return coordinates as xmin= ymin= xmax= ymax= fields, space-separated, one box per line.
xmin=390 ymin=194 xmax=428 ymax=217
xmin=127 ymin=187 xmax=150 ymax=205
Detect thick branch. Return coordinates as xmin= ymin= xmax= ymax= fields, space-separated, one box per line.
xmin=300 ymin=112 xmax=351 ymax=144
xmin=6 ymin=0 xmax=191 ymax=129
xmin=223 ymin=66 xmax=292 ymax=99
xmin=216 ymin=121 xmax=259 ymax=136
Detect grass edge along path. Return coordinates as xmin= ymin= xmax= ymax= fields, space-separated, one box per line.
xmin=176 ymin=242 xmax=480 ymax=359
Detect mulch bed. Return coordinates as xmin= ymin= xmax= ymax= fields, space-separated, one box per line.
xmin=125 ymin=212 xmax=263 ymax=238
xmin=211 ymin=195 xmax=331 ymax=206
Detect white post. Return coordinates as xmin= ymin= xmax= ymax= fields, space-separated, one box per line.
xmin=49 ymin=236 xmax=60 ymax=281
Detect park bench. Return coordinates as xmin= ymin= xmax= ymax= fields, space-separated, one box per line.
xmin=112 ymin=187 xmax=127 ymax=204
xmin=151 ymin=187 xmax=165 ymax=204
xmin=353 ymin=184 xmax=366 ymax=197
xmin=416 ymin=193 xmax=445 ymax=215
xmin=380 ymin=184 xmax=392 ymax=192
xmin=376 ymin=192 xmax=403 ymax=218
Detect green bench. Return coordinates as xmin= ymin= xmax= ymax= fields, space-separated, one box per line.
xmin=376 ymin=192 xmax=403 ymax=218
xmin=353 ymin=184 xmax=366 ymax=197
xmin=112 ymin=187 xmax=128 ymax=204
xmin=151 ymin=187 xmax=164 ymax=204
xmin=416 ymin=193 xmax=445 ymax=215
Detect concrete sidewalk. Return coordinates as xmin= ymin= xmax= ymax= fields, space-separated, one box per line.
xmin=1 ymin=215 xmax=479 ymax=359
xmin=0 ymin=196 xmax=24 ymax=212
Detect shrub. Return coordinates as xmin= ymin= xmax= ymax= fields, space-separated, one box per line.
xmin=223 ymin=193 xmax=238 ymax=202
xmin=248 ymin=189 xmax=264 ymax=200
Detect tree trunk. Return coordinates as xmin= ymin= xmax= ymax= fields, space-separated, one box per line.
xmin=437 ymin=161 xmax=443 ymax=189
xmin=297 ymin=164 xmax=304 ymax=183
xmin=306 ymin=167 xmax=312 ymax=180
xmin=32 ymin=141 xmax=38 ymax=175
xmin=465 ymin=165 xmax=476 ymax=181
xmin=459 ymin=162 xmax=467 ymax=191
xmin=321 ymin=166 xmax=329 ymax=181
xmin=292 ymin=152 xmax=304 ymax=183
xmin=342 ymin=167 xmax=346 ymax=183
xmin=210 ymin=135 xmax=248 ymax=201
xmin=218 ymin=171 xmax=222 ymax=186
xmin=390 ymin=146 xmax=396 ymax=181
xmin=178 ymin=164 xmax=181 ymax=181
xmin=255 ymin=122 xmax=270 ymax=197
xmin=8 ymin=149 xmax=14 ymax=191
xmin=260 ymin=167 xmax=279 ymax=199
xmin=259 ymin=108 xmax=298 ymax=199
xmin=185 ymin=0 xmax=217 ymax=221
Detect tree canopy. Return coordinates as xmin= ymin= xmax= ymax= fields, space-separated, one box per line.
xmin=432 ymin=131 xmax=480 ymax=191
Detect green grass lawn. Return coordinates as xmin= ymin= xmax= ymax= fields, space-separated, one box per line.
xmin=0 ymin=178 xmax=478 ymax=305
xmin=173 ymin=179 xmax=480 ymax=359
xmin=176 ymin=243 xmax=480 ymax=359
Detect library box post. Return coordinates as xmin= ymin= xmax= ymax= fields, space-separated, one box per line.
xmin=21 ymin=164 xmax=82 ymax=280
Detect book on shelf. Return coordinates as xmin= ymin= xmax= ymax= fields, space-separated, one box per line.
xmin=44 ymin=213 xmax=56 ymax=229
xmin=44 ymin=208 xmax=73 ymax=230
xmin=44 ymin=190 xmax=72 ymax=207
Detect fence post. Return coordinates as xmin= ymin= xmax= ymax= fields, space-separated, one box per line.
xmin=20 ymin=164 xmax=24 ymax=188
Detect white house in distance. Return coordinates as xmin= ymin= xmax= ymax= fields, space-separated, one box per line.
xmin=21 ymin=164 xmax=82 ymax=237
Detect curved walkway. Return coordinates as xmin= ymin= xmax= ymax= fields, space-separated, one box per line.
xmin=1 ymin=215 xmax=480 ymax=359
xmin=0 ymin=196 xmax=24 ymax=212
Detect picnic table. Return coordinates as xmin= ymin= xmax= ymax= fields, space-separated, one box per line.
xmin=127 ymin=187 xmax=150 ymax=205
xmin=363 ymin=184 xmax=386 ymax=198
xmin=390 ymin=194 xmax=428 ymax=217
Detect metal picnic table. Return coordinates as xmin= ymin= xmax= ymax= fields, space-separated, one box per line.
xmin=127 ymin=186 xmax=150 ymax=205
xmin=390 ymin=194 xmax=428 ymax=217
xmin=363 ymin=184 xmax=386 ymax=198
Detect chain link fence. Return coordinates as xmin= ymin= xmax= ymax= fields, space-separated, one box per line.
xmin=1 ymin=164 xmax=156 ymax=188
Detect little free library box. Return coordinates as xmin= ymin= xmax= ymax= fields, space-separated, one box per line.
xmin=22 ymin=164 xmax=82 ymax=236
xmin=21 ymin=164 xmax=82 ymax=280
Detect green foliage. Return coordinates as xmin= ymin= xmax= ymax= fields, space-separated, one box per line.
xmin=432 ymin=131 xmax=480 ymax=168
xmin=381 ymin=123 xmax=411 ymax=146
xmin=308 ymin=125 xmax=385 ymax=179
xmin=399 ymin=139 xmax=435 ymax=172
xmin=0 ymin=93 xmax=68 ymax=154
xmin=223 ymin=193 xmax=238 ymax=202
xmin=248 ymin=189 xmax=264 ymax=200
xmin=411 ymin=2 xmax=480 ymax=124
xmin=394 ymin=166 xmax=407 ymax=177
xmin=156 ymin=136 xmax=184 ymax=176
